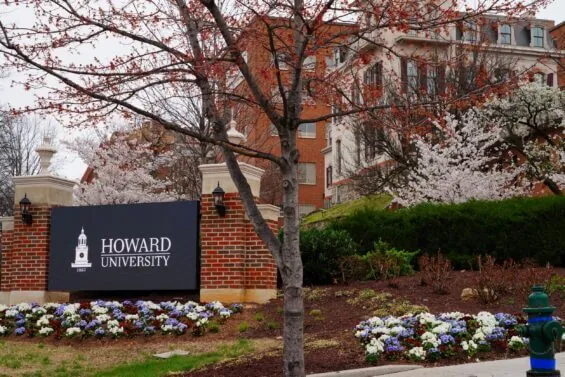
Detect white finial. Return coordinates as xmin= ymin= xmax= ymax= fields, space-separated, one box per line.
xmin=226 ymin=117 xmax=246 ymax=145
xmin=35 ymin=137 xmax=57 ymax=174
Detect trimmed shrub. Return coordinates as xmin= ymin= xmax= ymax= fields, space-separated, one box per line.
xmin=299 ymin=228 xmax=357 ymax=285
xmin=330 ymin=196 xmax=565 ymax=269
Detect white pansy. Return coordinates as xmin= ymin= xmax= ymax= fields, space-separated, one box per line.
xmin=389 ymin=326 xmax=405 ymax=336
xmin=432 ymin=322 xmax=451 ymax=334
xmin=196 ymin=318 xmax=208 ymax=327
xmin=187 ymin=312 xmax=199 ymax=321
xmin=408 ymin=347 xmax=426 ymax=360
xmin=195 ymin=305 xmax=206 ymax=313
xmin=36 ymin=314 xmax=53 ymax=327
xmin=162 ymin=325 xmax=173 ymax=332
xmin=509 ymin=336 xmax=524 ymax=345
xmin=96 ymin=314 xmax=110 ymax=323
xmin=109 ymin=326 xmax=124 ymax=335
xmin=385 ymin=317 xmax=401 ymax=327
xmin=39 ymin=327 xmax=54 ymax=336
xmin=65 ymin=327 xmax=81 ymax=336
xmin=17 ymin=303 xmax=32 ymax=312
xmin=92 ymin=305 xmax=108 ymax=315
xmin=156 ymin=314 xmax=169 ymax=322
xmin=125 ymin=314 xmax=139 ymax=322
xmin=107 ymin=320 xmax=120 ymax=328
xmin=5 ymin=309 xmax=18 ymax=318
xmin=0 ymin=326 xmax=6 ymax=334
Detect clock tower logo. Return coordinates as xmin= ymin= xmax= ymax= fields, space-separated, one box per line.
xmin=71 ymin=228 xmax=92 ymax=271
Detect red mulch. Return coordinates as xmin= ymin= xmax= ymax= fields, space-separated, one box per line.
xmin=184 ymin=269 xmax=565 ymax=376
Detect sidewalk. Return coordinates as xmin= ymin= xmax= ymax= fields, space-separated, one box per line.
xmin=378 ymin=352 xmax=565 ymax=377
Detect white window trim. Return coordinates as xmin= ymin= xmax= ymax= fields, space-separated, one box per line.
xmin=530 ymin=25 xmax=546 ymax=48
xmin=298 ymin=123 xmax=316 ymax=139
xmin=298 ymin=163 xmax=317 ymax=185
xmin=497 ymin=23 xmax=513 ymax=45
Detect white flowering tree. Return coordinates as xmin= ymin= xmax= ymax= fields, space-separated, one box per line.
xmin=393 ymin=83 xmax=564 ymax=205
xmin=393 ymin=112 xmax=521 ymax=206
xmin=73 ymin=133 xmax=176 ymax=205
xmin=484 ymin=83 xmax=565 ymax=195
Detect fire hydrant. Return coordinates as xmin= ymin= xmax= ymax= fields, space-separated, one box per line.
xmin=518 ymin=285 xmax=564 ymax=377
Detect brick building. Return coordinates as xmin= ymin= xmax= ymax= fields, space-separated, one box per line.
xmin=550 ymin=21 xmax=565 ymax=88
xmin=228 ymin=17 xmax=357 ymax=215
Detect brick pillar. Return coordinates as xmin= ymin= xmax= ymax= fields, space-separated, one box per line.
xmin=0 ymin=175 xmax=75 ymax=305
xmin=199 ymin=163 xmax=279 ymax=304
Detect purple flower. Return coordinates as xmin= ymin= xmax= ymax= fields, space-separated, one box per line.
xmin=15 ymin=327 xmax=25 ymax=335
xmin=94 ymin=328 xmax=105 ymax=336
xmin=440 ymin=334 xmax=455 ymax=344
xmin=55 ymin=305 xmax=66 ymax=317
xmin=79 ymin=308 xmax=91 ymax=316
xmin=16 ymin=319 xmax=26 ymax=327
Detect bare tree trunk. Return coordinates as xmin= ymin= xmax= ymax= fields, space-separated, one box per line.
xmin=280 ymin=127 xmax=304 ymax=377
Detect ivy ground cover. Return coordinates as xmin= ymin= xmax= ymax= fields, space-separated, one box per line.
xmin=0 ymin=300 xmax=242 ymax=339
xmin=354 ymin=311 xmax=533 ymax=363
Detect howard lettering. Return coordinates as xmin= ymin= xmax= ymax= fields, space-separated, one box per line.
xmin=101 ymin=237 xmax=171 ymax=254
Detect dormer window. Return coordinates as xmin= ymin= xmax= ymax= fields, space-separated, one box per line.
xmin=500 ymin=24 xmax=511 ymax=45
xmin=463 ymin=22 xmax=478 ymax=43
xmin=532 ymin=26 xmax=544 ymax=47
xmin=334 ymin=46 xmax=348 ymax=66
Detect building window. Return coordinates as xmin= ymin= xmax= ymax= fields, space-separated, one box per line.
xmin=336 ymin=140 xmax=342 ymax=175
xmin=298 ymin=163 xmax=316 ymax=185
xmin=363 ymin=62 xmax=382 ymax=89
xmin=463 ymin=22 xmax=478 ymax=43
xmin=298 ymin=204 xmax=316 ymax=217
xmin=326 ymin=123 xmax=332 ymax=146
xmin=298 ymin=123 xmax=316 ymax=138
xmin=534 ymin=72 xmax=545 ymax=85
xmin=326 ymin=165 xmax=333 ymax=188
xmin=407 ymin=61 xmax=418 ymax=97
xmin=331 ymin=104 xmax=340 ymax=124
xmin=272 ymin=51 xmax=290 ymax=70
xmin=351 ymin=81 xmax=361 ymax=105
xmin=427 ymin=66 xmax=438 ymax=96
xmin=334 ymin=46 xmax=348 ymax=66
xmin=270 ymin=124 xmax=279 ymax=136
xmin=303 ymin=56 xmax=316 ymax=70
xmin=500 ymin=24 xmax=511 ymax=45
xmin=532 ymin=26 xmax=544 ymax=48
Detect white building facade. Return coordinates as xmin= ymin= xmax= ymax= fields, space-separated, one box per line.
xmin=323 ymin=11 xmax=562 ymax=206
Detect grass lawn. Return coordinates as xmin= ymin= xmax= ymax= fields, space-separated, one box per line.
xmin=302 ymin=194 xmax=391 ymax=226
xmin=0 ymin=338 xmax=270 ymax=377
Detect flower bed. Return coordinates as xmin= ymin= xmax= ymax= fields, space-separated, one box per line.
xmin=354 ymin=312 xmax=532 ymax=362
xmin=0 ymin=300 xmax=242 ymax=339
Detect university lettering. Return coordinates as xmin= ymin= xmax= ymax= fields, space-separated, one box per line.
xmin=101 ymin=255 xmax=170 ymax=268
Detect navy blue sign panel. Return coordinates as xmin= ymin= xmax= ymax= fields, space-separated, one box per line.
xmin=48 ymin=201 xmax=199 ymax=291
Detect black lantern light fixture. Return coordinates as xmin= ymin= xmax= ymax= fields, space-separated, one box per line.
xmin=212 ymin=182 xmax=226 ymax=217
xmin=19 ymin=193 xmax=33 ymax=225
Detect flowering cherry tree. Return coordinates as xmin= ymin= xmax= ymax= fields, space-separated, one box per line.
xmin=0 ymin=1 xmax=550 ymax=375
xmin=73 ymin=133 xmax=177 ymax=205
xmin=393 ymin=112 xmax=521 ymax=205
xmin=393 ymin=83 xmax=564 ymax=205
xmin=484 ymin=83 xmax=565 ymax=195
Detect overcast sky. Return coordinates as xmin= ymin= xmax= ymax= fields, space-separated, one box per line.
xmin=0 ymin=0 xmax=564 ymax=180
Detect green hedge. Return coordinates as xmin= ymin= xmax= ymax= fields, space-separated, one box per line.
xmin=329 ymin=196 xmax=565 ymax=268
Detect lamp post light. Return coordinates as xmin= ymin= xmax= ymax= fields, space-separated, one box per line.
xmin=212 ymin=182 xmax=226 ymax=217
xmin=19 ymin=193 xmax=33 ymax=225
